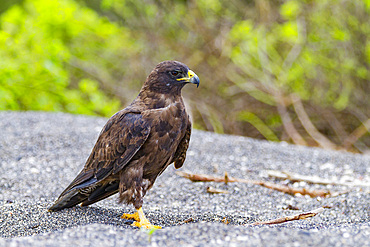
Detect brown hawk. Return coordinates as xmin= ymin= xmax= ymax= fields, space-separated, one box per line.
xmin=49 ymin=61 xmax=199 ymax=229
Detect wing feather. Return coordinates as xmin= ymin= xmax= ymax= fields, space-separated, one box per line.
xmin=172 ymin=120 xmax=191 ymax=169
xmin=48 ymin=111 xmax=150 ymax=211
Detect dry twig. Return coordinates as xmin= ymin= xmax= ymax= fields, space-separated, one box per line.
xmin=268 ymin=170 xmax=370 ymax=187
xmin=254 ymin=181 xmax=330 ymax=197
xmin=179 ymin=218 xmax=194 ymax=225
xmin=206 ymin=187 xmax=229 ymax=194
xmin=176 ymin=171 xmax=331 ymax=197
xmin=250 ymin=207 xmax=324 ymax=226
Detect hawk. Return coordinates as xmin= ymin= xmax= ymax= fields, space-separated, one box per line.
xmin=49 ymin=61 xmax=199 ymax=229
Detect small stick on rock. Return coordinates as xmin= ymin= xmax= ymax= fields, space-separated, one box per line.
xmin=179 ymin=218 xmax=194 ymax=225
xmin=176 ymin=171 xmax=237 ymax=183
xmin=206 ymin=186 xmax=229 ymax=194
xmin=253 ymin=180 xmax=330 ymax=197
xmin=268 ymin=170 xmax=370 ymax=187
xmin=251 ymin=207 xmax=325 ymax=226
xmin=176 ymin=171 xmax=331 ymax=197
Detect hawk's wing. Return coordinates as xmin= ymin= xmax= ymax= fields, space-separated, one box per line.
xmin=48 ymin=111 xmax=151 ymax=211
xmin=172 ymin=120 xmax=192 ymax=169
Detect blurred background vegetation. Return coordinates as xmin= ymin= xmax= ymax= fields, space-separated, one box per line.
xmin=0 ymin=0 xmax=369 ymax=153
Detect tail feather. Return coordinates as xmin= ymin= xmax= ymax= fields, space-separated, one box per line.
xmin=81 ymin=181 xmax=119 ymax=206
xmin=48 ymin=190 xmax=89 ymax=212
xmin=48 ymin=181 xmax=119 ymax=211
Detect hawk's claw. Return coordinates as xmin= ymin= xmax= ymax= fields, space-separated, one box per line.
xmin=121 ymin=212 xmax=140 ymax=221
xmin=122 ymin=207 xmax=162 ymax=229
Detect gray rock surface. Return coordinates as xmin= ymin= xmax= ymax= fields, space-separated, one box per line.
xmin=0 ymin=111 xmax=369 ymax=246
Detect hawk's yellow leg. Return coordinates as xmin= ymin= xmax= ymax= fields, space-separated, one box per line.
xmin=121 ymin=207 xmax=162 ymax=229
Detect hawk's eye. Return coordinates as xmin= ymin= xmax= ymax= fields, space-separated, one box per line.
xmin=170 ymin=71 xmax=180 ymax=76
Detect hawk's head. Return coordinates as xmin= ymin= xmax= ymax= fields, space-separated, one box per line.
xmin=145 ymin=61 xmax=200 ymax=94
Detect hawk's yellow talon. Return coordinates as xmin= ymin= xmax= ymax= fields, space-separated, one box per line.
xmin=121 ymin=212 xmax=140 ymax=221
xmin=123 ymin=207 xmax=162 ymax=229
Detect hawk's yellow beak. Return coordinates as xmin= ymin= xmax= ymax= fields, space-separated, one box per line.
xmin=176 ymin=70 xmax=200 ymax=88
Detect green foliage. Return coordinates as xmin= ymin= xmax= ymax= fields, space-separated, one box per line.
xmin=227 ymin=0 xmax=369 ymax=151
xmin=229 ymin=0 xmax=368 ymax=109
xmin=0 ymin=0 xmax=368 ymax=152
xmin=0 ymin=0 xmax=135 ymax=116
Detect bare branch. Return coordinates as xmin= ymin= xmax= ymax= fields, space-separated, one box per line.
xmin=253 ymin=180 xmax=330 ymax=197
xmin=343 ymin=118 xmax=370 ymax=149
xmin=176 ymin=171 xmax=332 ymax=197
xmin=276 ymin=97 xmax=307 ymax=146
xmin=250 ymin=207 xmax=324 ymax=226
xmin=268 ymin=170 xmax=370 ymax=187
xmin=291 ymin=94 xmax=337 ymax=149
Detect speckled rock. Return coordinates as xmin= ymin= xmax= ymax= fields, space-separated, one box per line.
xmin=0 ymin=111 xmax=369 ymax=246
